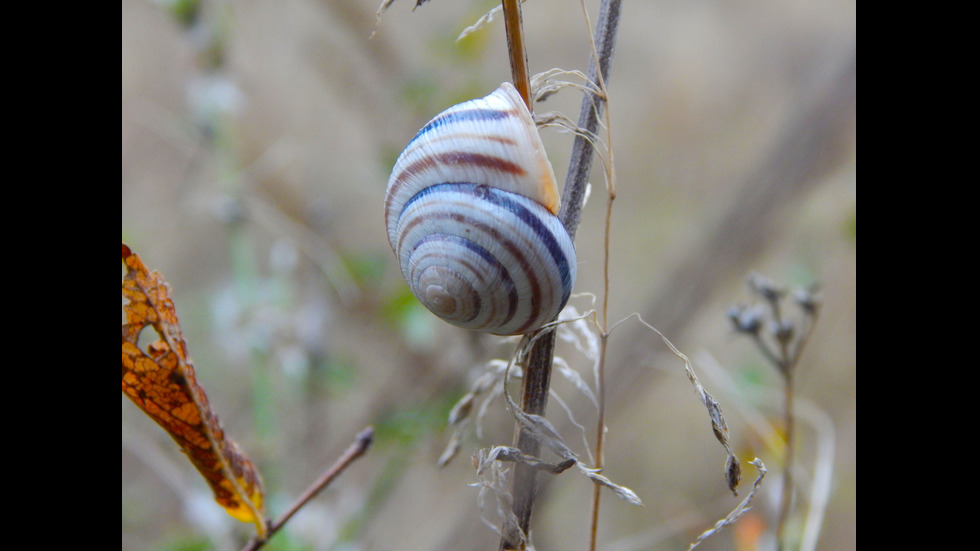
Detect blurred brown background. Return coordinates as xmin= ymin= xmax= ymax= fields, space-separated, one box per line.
xmin=122 ymin=1 xmax=855 ymax=550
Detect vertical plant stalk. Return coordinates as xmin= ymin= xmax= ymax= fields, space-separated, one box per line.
xmin=497 ymin=3 xmax=543 ymax=545
xmin=498 ymin=1 xmax=622 ymax=549
xmin=502 ymin=0 xmax=531 ymax=110
xmin=589 ymin=137 xmax=618 ymax=551
xmin=776 ymin=368 xmax=795 ymax=551
xmin=500 ymin=333 xmax=557 ymax=551
xmin=559 ymin=0 xmax=621 ymax=239
xmin=579 ymin=1 xmax=620 ymax=547
xmin=775 ymin=305 xmax=818 ymax=550
xmin=738 ymin=276 xmax=821 ymax=551
xmin=588 ymin=332 xmax=610 ymax=551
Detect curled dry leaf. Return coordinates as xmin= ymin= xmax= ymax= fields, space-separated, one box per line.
xmin=121 ymin=244 xmax=267 ymax=537
xmin=477 ymin=446 xmax=577 ymax=475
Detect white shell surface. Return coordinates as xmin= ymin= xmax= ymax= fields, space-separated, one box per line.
xmin=385 ymin=82 xmax=559 ymax=249
xmin=385 ymin=82 xmax=575 ymax=335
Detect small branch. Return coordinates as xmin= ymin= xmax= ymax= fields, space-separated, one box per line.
xmin=241 ymin=426 xmax=374 ymax=551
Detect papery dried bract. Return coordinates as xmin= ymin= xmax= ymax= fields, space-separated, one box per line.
xmin=577 ymin=464 xmax=643 ymax=507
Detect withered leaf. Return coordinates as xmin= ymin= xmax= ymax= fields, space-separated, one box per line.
xmin=122 ymin=244 xmax=267 ymax=536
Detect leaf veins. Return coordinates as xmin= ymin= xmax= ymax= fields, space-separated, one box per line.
xmin=122 ymin=244 xmax=267 ymax=536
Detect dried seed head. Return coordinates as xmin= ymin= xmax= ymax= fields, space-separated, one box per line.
xmin=771 ymin=319 xmax=795 ymax=344
xmin=726 ymin=305 xmax=741 ymax=326
xmin=748 ymin=272 xmax=784 ymax=303
xmin=725 ymin=454 xmax=742 ymax=496
xmin=794 ymin=287 xmax=820 ymax=316
xmin=727 ymin=304 xmax=762 ymax=335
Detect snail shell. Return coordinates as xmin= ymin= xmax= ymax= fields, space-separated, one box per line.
xmin=385 ymin=82 xmax=576 ymax=335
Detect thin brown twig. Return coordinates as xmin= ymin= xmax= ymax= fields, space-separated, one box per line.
xmin=501 ymin=0 xmax=531 ymax=109
xmin=585 ymin=0 xmax=618 ymax=545
xmin=590 ymin=153 xmax=617 ymax=551
xmin=241 ymin=426 xmax=374 ymax=551
xmin=588 ymin=331 xmax=609 ymax=551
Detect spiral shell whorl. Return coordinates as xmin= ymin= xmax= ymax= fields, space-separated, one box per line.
xmin=385 ymin=83 xmax=576 ymax=335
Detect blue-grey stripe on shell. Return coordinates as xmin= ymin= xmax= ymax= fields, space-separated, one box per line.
xmin=385 ymin=82 xmax=574 ymax=335
xmin=395 ymin=183 xmax=574 ymax=334
xmin=407 ymin=108 xmax=516 ymax=149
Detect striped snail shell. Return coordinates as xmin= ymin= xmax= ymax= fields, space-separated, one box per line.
xmin=385 ymin=82 xmax=576 ymax=336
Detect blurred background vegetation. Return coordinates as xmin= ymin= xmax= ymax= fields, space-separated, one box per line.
xmin=122 ymin=0 xmax=855 ymax=550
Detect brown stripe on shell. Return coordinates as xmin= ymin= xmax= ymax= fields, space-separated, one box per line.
xmin=386 ymin=151 xmax=527 ymax=229
xmin=435 ymin=151 xmax=527 ymax=176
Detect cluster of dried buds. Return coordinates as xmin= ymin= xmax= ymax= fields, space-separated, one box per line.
xmin=726 ymin=272 xmax=820 ymax=376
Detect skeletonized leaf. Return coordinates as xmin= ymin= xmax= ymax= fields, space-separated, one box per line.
xmin=121 ymin=244 xmax=267 ymax=536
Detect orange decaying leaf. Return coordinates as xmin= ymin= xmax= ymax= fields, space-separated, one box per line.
xmin=122 ymin=244 xmax=267 ymax=537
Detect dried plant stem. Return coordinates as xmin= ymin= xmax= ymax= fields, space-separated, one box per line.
xmin=498 ymin=0 xmax=622 ymax=549
xmin=499 ymin=333 xmax=556 ymax=551
xmin=241 ymin=427 xmax=373 ymax=551
xmin=588 ymin=333 xmax=609 ymax=551
xmin=502 ymin=0 xmax=531 ymax=109
xmin=775 ymin=311 xmax=818 ymax=550
xmin=738 ymin=275 xmax=820 ymax=551
xmin=559 ymin=0 xmax=621 ymax=238
xmin=589 ymin=172 xmax=618 ymax=550
xmin=776 ymin=371 xmax=795 ymax=550
xmin=578 ymin=1 xmax=620 ymax=549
